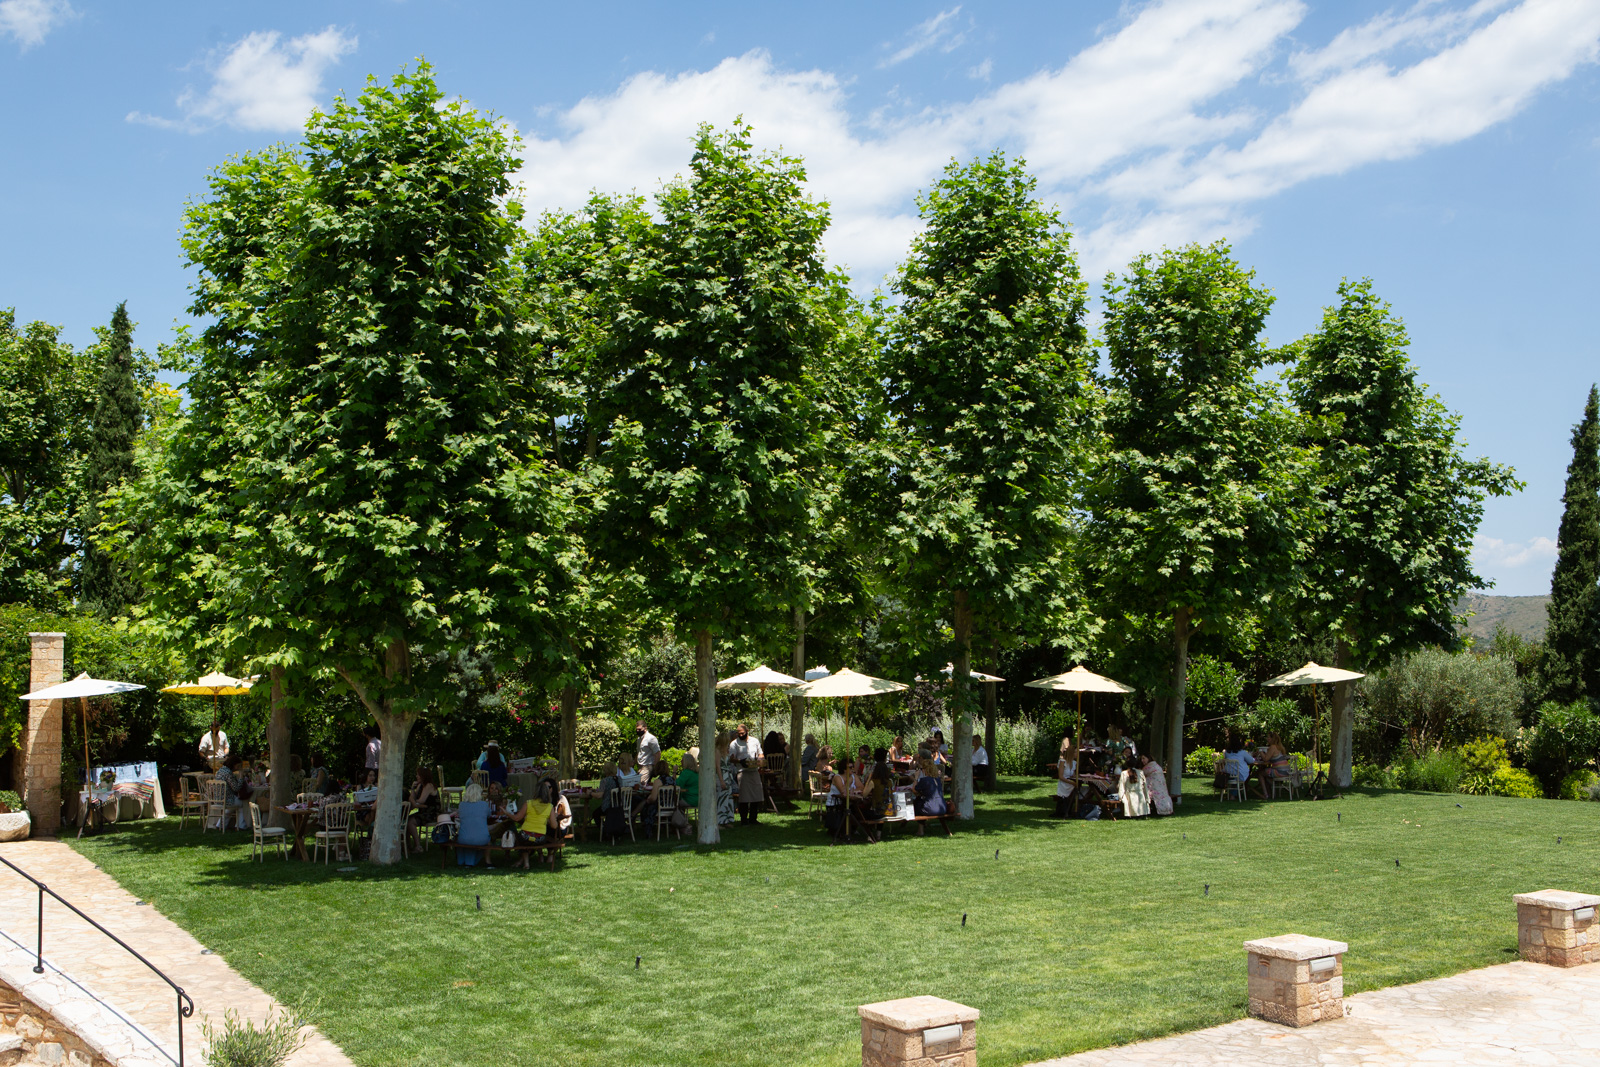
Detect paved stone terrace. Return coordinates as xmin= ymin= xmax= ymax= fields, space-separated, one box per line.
xmin=1032 ymin=958 xmax=1600 ymax=1066
xmin=0 ymin=838 xmax=351 ymax=1067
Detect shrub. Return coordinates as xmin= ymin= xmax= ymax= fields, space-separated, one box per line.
xmin=574 ymin=717 xmax=621 ymax=778
xmin=992 ymin=716 xmax=1044 ymax=776
xmin=1488 ymin=766 xmax=1542 ymax=799
xmin=658 ymin=747 xmax=685 ymax=776
xmin=202 ymin=1008 xmax=305 ymax=1067
xmin=1362 ymin=647 xmax=1521 ymax=750
xmin=0 ymin=789 xmax=20 ymax=812
xmin=1524 ymin=699 xmax=1600 ymax=795
xmin=1184 ymin=746 xmax=1221 ymax=777
xmin=1393 ymin=748 xmax=1466 ymax=793
xmin=1557 ymin=769 xmax=1599 ymax=801
xmin=1352 ymin=763 xmax=1398 ymax=788
xmin=1226 ymin=697 xmax=1308 ymax=753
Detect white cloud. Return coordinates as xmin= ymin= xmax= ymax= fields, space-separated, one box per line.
xmin=1473 ymin=535 xmax=1557 ymax=568
xmin=128 ymin=27 xmax=356 ymax=133
xmin=881 ymin=7 xmax=966 ymax=68
xmin=968 ymin=58 xmax=993 ymax=81
xmin=0 ymin=0 xmax=74 ymax=49
xmin=514 ymin=0 xmax=1600 ymax=283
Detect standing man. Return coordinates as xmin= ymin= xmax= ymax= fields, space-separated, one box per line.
xmin=363 ymin=724 xmax=381 ymax=780
xmin=198 ymin=725 xmax=230 ymax=771
xmin=635 ymin=720 xmax=660 ymax=783
xmin=728 ymin=723 xmax=764 ymax=824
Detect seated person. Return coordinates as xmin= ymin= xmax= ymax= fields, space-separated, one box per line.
xmin=510 ymin=779 xmax=573 ymax=869
xmin=1260 ymin=732 xmax=1293 ymax=794
xmin=1105 ymin=724 xmax=1135 ymax=768
xmin=970 ymin=736 xmax=990 ymax=786
xmin=1222 ymin=736 xmax=1264 ymax=798
xmin=677 ymin=749 xmax=701 ymax=808
xmin=912 ymin=758 xmax=947 ymax=816
xmin=1054 ymin=738 xmax=1078 ymax=819
xmin=763 ymin=730 xmax=788 ymax=759
xmin=850 ymin=763 xmax=893 ymax=842
xmin=615 ymin=752 xmax=643 ymax=790
xmin=823 ymin=758 xmax=849 ymax=843
xmin=481 ymin=743 xmax=509 ymax=788
xmin=405 ymin=767 xmax=439 ymax=852
xmin=887 ymin=736 xmax=908 ymax=763
xmin=455 ymin=783 xmax=492 ymax=866
xmin=306 ymin=753 xmax=332 ymax=795
xmin=799 ymin=734 xmax=819 ymax=773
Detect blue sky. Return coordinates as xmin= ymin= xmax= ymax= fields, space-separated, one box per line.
xmin=4 ymin=0 xmax=1598 ymax=597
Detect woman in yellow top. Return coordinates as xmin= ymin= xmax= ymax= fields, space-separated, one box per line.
xmin=511 ymin=778 xmax=571 ymax=870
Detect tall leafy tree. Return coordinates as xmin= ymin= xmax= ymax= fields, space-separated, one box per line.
xmin=80 ymin=302 xmax=144 ymax=619
xmin=882 ymin=153 xmax=1091 ymax=816
xmin=1287 ymin=280 xmax=1520 ymax=784
xmin=1083 ymin=242 xmax=1309 ymax=801
xmin=0 ymin=312 xmax=97 ymax=608
xmin=591 ymin=123 xmax=829 ymax=844
xmin=1536 ymin=385 xmax=1600 ymax=704
xmin=127 ymin=65 xmax=581 ymax=862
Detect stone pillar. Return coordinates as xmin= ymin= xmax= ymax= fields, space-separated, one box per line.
xmin=1516 ymin=890 xmax=1600 ymax=967
xmin=1245 ymin=934 xmax=1347 ymax=1027
xmin=858 ymin=996 xmax=978 ymax=1067
xmin=23 ymin=632 xmax=66 ymax=835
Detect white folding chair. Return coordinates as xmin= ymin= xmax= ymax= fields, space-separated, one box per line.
xmin=202 ymin=779 xmax=228 ymax=832
xmin=314 ymin=801 xmax=352 ymax=863
xmin=655 ymin=784 xmax=681 ymax=841
xmin=606 ymin=787 xmax=635 ymax=843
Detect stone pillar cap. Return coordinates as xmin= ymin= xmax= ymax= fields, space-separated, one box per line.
xmin=28 ymin=632 xmax=67 ymax=638
xmin=859 ymin=996 xmax=980 ymax=1029
xmin=1514 ymin=890 xmax=1600 ymax=910
xmin=1244 ymin=934 xmax=1348 ymax=960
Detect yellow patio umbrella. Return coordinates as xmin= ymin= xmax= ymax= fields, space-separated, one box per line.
xmin=20 ymin=672 xmax=145 ymax=787
xmin=162 ymin=672 xmax=256 ymax=766
xmin=789 ymin=668 xmax=907 ymax=839
xmin=1260 ymin=661 xmax=1365 ymax=769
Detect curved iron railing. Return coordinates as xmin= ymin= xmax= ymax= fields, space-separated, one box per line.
xmin=0 ymin=853 xmax=193 ymax=1067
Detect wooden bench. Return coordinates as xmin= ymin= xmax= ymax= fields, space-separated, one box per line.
xmin=439 ymin=834 xmax=571 ymax=871
xmin=853 ymin=813 xmax=954 ymax=840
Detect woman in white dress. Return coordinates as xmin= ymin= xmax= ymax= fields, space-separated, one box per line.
xmin=1139 ymin=754 xmax=1173 ymax=816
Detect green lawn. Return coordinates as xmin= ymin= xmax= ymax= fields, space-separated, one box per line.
xmin=66 ymin=778 xmax=1600 ymax=1067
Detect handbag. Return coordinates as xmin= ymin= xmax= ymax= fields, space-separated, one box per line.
xmin=500 ymin=829 xmax=516 ymax=848
xmin=431 ymin=823 xmax=451 ymax=843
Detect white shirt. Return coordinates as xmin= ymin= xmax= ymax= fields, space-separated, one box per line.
xmin=636 ymin=730 xmax=660 ymax=770
xmin=616 ymin=767 xmax=641 ymax=789
xmin=198 ymin=730 xmax=229 ymax=759
xmin=972 ymin=745 xmax=989 ymax=766
xmin=728 ymin=736 xmax=762 ymax=765
xmin=1056 ymin=758 xmax=1078 ymax=798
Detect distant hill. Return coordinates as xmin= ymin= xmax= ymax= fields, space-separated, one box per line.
xmin=1457 ymin=593 xmax=1550 ymax=643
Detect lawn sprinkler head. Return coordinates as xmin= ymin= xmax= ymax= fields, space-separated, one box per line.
xmin=995 ymin=849 xmax=999 ymax=859
xmin=1395 ymin=858 xmax=1400 ymax=868
xmin=636 ymin=956 xmax=641 ymax=969
xmin=475 ymin=895 xmax=481 ymax=910
xmin=1337 ymin=812 xmax=1340 ymax=822
xmin=1204 ymin=884 xmax=1209 ymax=896
xmin=962 ymin=913 xmax=967 ymax=927
xmin=1557 ymin=836 xmax=1562 ymax=844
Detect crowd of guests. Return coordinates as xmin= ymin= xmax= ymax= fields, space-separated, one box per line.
xmin=1054 ymin=725 xmax=1174 ymax=820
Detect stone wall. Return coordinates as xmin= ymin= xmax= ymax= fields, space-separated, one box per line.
xmin=0 ymin=975 xmax=115 ymax=1067
xmin=24 ymin=632 xmax=66 ymax=836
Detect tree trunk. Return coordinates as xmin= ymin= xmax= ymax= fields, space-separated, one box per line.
xmin=983 ymin=647 xmax=998 ymax=792
xmin=559 ymin=685 xmax=579 ymax=780
xmin=1148 ymin=695 xmax=1169 ymax=767
xmin=788 ymin=606 xmax=806 ymax=790
xmin=266 ymin=666 xmax=293 ymax=829
xmin=369 ymin=707 xmax=418 ymax=865
xmin=1166 ymin=607 xmax=1193 ymax=803
xmin=1330 ymin=638 xmax=1356 ymax=789
xmin=695 ymin=629 xmax=719 ymax=845
xmin=952 ymin=589 xmax=975 ymax=818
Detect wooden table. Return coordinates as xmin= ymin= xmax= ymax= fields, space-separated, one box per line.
xmin=273 ymin=805 xmax=318 ymax=861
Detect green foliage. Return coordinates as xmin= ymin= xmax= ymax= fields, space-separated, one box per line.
xmin=1353 ymin=748 xmax=1467 ymax=792
xmin=1286 ymin=279 xmax=1519 ymax=673
xmin=574 ymin=716 xmax=621 ymax=778
xmin=1185 ymin=745 xmax=1222 ymax=776
xmin=657 ymin=747 xmax=685 ymax=776
xmin=1488 ymin=765 xmax=1543 ymax=799
xmin=1536 ymin=385 xmax=1600 ymax=703
xmin=1363 ymin=647 xmax=1521 ymax=749
xmin=1459 ymin=736 xmax=1511 ymax=795
xmin=1523 ymin=699 xmax=1600 ymax=793
xmin=991 ymin=716 xmax=1045 ymax=777
xmin=1225 ymin=697 xmax=1308 ymax=752
xmin=881 ymin=152 xmax=1090 ymax=709
xmin=201 ymin=1007 xmax=306 ymax=1067
xmin=1558 ymin=769 xmax=1599 ymax=801
xmin=603 ymin=636 xmax=720 ymax=749
xmin=1184 ymin=655 xmax=1245 ymax=721
xmin=0 ymin=789 xmax=19 ymax=812
xmin=79 ymin=302 xmax=144 ymax=620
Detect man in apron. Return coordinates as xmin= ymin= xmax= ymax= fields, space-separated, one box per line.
xmin=728 ymin=723 xmax=764 ymax=825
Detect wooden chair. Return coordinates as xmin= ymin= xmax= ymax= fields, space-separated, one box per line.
xmin=248 ymin=802 xmax=287 ymax=861
xmin=470 ymin=769 xmax=488 ymax=790
xmin=314 ymin=801 xmax=352 ymax=864
xmin=202 ymin=779 xmax=228 ymax=833
xmin=654 ymin=784 xmax=681 ymax=841
xmin=177 ymin=774 xmax=208 ymax=830
xmin=606 ymin=787 xmax=635 ymax=843
xmin=1268 ymin=759 xmax=1302 ymax=801
xmin=558 ymin=779 xmax=580 ymax=793
xmin=808 ymin=771 xmax=828 ymax=818
xmin=763 ymin=754 xmax=787 ymax=812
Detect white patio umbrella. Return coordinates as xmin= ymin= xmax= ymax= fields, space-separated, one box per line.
xmin=162 ymin=672 xmax=256 ymax=766
xmin=716 ymin=665 xmax=803 ymax=739
xmin=790 ymin=668 xmax=907 ymax=838
xmin=917 ymin=663 xmax=1006 ymax=683
xmin=21 ymin=672 xmax=145 ymax=786
xmin=1026 ymin=666 xmax=1135 ymax=792
xmin=1260 ymin=662 xmax=1366 ymax=768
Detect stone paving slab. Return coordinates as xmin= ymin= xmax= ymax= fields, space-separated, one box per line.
xmin=0 ymin=839 xmax=351 ymax=1067
xmin=1031 ymin=959 xmax=1600 ymax=1066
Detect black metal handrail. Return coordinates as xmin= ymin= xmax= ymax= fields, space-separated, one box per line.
xmin=0 ymin=853 xmax=193 ymax=1067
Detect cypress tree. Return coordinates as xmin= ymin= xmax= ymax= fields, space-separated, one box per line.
xmin=1537 ymin=385 xmax=1600 ymax=703
xmin=79 ymin=301 xmax=143 ymax=618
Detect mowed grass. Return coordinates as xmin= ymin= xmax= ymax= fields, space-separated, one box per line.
xmin=66 ymin=778 xmax=1600 ymax=1067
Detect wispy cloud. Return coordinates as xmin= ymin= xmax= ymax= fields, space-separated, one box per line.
xmin=1473 ymin=535 xmax=1557 ymax=569
xmin=880 ymin=7 xmax=966 ymax=68
xmin=0 ymin=0 xmax=74 ymax=50
xmin=128 ymin=27 xmax=356 ymax=133
xmin=517 ymin=0 xmax=1600 ymax=282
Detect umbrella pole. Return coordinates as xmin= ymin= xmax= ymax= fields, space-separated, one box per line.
xmin=1075 ymin=691 xmax=1083 ymax=807
xmin=80 ymin=696 xmax=90 ymax=787
xmin=1313 ymin=685 xmax=1321 ymax=770
xmin=759 ymin=683 xmax=766 ymax=740
xmin=843 ymin=695 xmax=852 ymax=841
